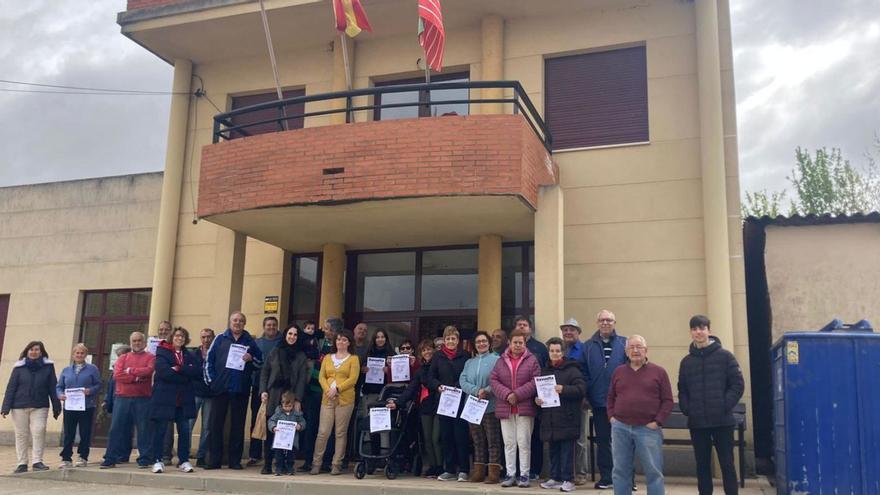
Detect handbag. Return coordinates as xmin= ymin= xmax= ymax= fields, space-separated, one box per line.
xmin=251 ymin=401 xmax=267 ymax=440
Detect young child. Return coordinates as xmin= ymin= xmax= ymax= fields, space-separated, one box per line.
xmin=267 ymin=391 xmax=306 ymax=475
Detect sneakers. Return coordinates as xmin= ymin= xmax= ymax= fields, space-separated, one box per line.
xmin=59 ymin=460 xmax=73 ymax=470
xmin=246 ymin=458 xmax=260 ymax=467
xmin=595 ymin=480 xmax=613 ymax=489
xmin=14 ymin=464 xmax=27 ymax=474
xmin=540 ymin=479 xmax=562 ymax=489
xmin=517 ymin=475 xmax=531 ymax=488
xmin=437 ymin=471 xmax=457 ymax=481
xmin=309 ymin=465 xmax=320 ymax=475
xmin=330 ymin=465 xmax=342 ymax=475
xmin=152 ymin=461 xmax=165 ymax=473
xmin=179 ymin=461 xmax=194 ymax=473
xmin=560 ymin=481 xmax=575 ymax=492
xmin=457 ymin=472 xmax=468 ymax=482
xmin=633 ymin=481 xmax=638 ymax=491
xmin=32 ymin=462 xmax=49 ymax=471
xmin=99 ymin=460 xmax=116 ymax=469
xmin=501 ymin=475 xmax=517 ymax=487
xmin=75 ymin=458 xmax=88 ymax=468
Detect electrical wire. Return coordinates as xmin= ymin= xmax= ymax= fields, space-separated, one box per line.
xmin=0 ymin=78 xmax=188 ymax=95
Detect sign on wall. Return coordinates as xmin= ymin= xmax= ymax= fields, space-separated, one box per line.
xmin=264 ymin=296 xmax=279 ymax=314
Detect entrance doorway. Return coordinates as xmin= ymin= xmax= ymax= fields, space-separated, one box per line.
xmin=78 ymin=289 xmax=151 ymax=446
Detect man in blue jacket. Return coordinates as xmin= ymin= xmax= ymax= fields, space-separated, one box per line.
xmin=578 ymin=309 xmax=627 ymax=490
xmin=204 ymin=311 xmax=263 ymax=470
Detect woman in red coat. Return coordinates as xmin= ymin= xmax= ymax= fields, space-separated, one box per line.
xmin=489 ymin=328 xmax=540 ymax=488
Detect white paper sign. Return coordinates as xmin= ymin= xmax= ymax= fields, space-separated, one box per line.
xmin=369 ymin=407 xmax=392 ymax=433
xmin=109 ymin=343 xmax=126 ymax=370
xmin=225 ymin=343 xmax=248 ymax=371
xmin=390 ymin=354 xmax=410 ymax=382
xmin=437 ymin=387 xmax=463 ymax=417
xmin=272 ymin=420 xmax=296 ymax=450
xmin=535 ymin=375 xmax=560 ymax=408
xmin=147 ymin=337 xmax=162 ymax=355
xmin=64 ymin=388 xmax=86 ymax=411
xmin=460 ymin=394 xmax=489 ymax=425
xmin=365 ymin=357 xmax=386 ymax=384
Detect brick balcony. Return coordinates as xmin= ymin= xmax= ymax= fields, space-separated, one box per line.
xmin=197 ymin=114 xmax=557 ymax=219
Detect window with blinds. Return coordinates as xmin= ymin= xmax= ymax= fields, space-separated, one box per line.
xmin=544 ymin=46 xmax=648 ymax=151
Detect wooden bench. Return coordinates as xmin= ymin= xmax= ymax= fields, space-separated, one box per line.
xmin=587 ymin=403 xmax=746 ymax=488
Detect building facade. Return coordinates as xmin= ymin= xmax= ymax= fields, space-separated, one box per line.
xmin=0 ymin=0 xmax=749 ymax=465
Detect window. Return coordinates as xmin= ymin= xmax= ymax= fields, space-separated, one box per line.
xmin=374 ymin=72 xmax=470 ymax=121
xmin=356 ymin=252 xmax=416 ymax=312
xmin=229 ymin=88 xmax=306 ymax=139
xmin=288 ymin=255 xmax=322 ymax=326
xmin=421 ymin=249 xmax=479 ymax=310
xmin=0 ymin=294 xmax=8 ymax=362
xmin=545 ymin=46 xmax=648 ymax=150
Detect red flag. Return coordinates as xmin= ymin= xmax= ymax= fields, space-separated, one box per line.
xmin=333 ymin=0 xmax=372 ymax=38
xmin=418 ymin=0 xmax=445 ymax=72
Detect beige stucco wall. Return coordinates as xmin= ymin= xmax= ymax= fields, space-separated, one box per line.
xmin=766 ymin=223 xmax=880 ymax=341
xmin=154 ymin=0 xmax=748 ymax=447
xmin=0 ymin=173 xmax=163 ymax=440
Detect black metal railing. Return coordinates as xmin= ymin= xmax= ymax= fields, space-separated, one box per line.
xmin=211 ymin=80 xmax=552 ymax=151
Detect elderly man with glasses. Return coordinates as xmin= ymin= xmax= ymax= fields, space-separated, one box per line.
xmin=607 ymin=335 xmax=673 ymax=495
xmin=578 ymin=310 xmax=628 ymax=489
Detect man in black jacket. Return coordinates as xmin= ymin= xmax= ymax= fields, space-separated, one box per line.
xmin=677 ymin=315 xmax=745 ymax=495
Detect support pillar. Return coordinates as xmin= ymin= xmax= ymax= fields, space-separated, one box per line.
xmin=331 ymin=36 xmax=354 ymax=125
xmin=319 ymin=243 xmax=346 ymax=324
xmin=696 ymin=0 xmax=735 ymax=347
xmin=148 ymin=58 xmax=192 ymax=332
xmin=480 ymin=15 xmax=504 ymax=115
xmin=478 ymin=235 xmax=503 ymax=332
xmin=534 ymin=186 xmax=564 ymax=340
xmin=210 ymin=229 xmax=247 ymax=326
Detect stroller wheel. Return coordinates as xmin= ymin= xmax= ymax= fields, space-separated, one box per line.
xmin=354 ymin=462 xmax=366 ymax=479
xmin=385 ymin=462 xmax=398 ymax=480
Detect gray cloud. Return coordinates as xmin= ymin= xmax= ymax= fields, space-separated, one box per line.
xmin=0 ymin=0 xmax=171 ymax=187
xmin=732 ymin=0 xmax=880 ymax=195
xmin=1 ymin=1 xmax=877 ymax=197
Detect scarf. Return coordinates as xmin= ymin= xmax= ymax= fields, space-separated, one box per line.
xmin=25 ymin=358 xmax=42 ymax=371
xmin=74 ymin=363 xmax=85 ymax=375
xmin=441 ymin=346 xmax=457 ymax=360
xmin=550 ymin=358 xmax=564 ymax=368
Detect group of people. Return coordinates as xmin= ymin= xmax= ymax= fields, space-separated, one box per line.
xmin=1 ymin=309 xmax=744 ymax=495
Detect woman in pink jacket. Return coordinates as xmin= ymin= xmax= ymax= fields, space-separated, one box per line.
xmin=489 ymin=328 xmax=541 ymax=488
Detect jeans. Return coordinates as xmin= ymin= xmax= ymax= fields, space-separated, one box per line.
xmin=209 ymin=392 xmax=249 ymax=468
xmin=594 ymin=407 xmax=613 ymax=482
xmin=61 ymin=408 xmax=95 ymax=461
xmin=439 ymin=415 xmax=470 ymax=474
xmin=188 ymin=396 xmax=213 ymax=461
xmin=611 ymin=421 xmax=664 ymax=495
xmin=531 ymin=414 xmax=544 ymax=477
xmin=248 ymin=386 xmax=263 ymax=460
xmin=162 ymin=423 xmax=174 ymax=462
xmin=151 ymin=408 xmax=192 ymax=464
xmin=500 ymin=414 xmax=534 ymax=478
xmin=549 ymin=438 xmax=575 ymax=482
xmin=575 ymin=410 xmax=589 ymax=480
xmin=273 ymin=448 xmax=295 ymax=474
xmin=691 ymin=426 xmax=738 ymax=495
xmin=11 ymin=407 xmax=48 ymax=466
xmin=104 ymin=397 xmax=151 ymax=466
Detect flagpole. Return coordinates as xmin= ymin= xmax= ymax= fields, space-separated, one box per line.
xmin=258 ymin=0 xmax=288 ymax=131
xmin=423 ymin=59 xmax=432 ymax=116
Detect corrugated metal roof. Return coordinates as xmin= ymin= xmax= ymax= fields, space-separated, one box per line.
xmin=744 ymin=212 xmax=880 ymax=227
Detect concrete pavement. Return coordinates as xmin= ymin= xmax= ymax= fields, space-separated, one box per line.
xmin=0 ymin=445 xmax=774 ymax=494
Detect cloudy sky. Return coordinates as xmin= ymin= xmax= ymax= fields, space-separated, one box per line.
xmin=1 ymin=0 xmax=878 ymax=196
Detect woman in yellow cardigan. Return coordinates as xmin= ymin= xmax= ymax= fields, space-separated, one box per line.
xmin=309 ymin=328 xmax=360 ymax=475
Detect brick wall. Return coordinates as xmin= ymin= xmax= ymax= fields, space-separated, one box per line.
xmin=198 ymin=114 xmax=557 ymax=218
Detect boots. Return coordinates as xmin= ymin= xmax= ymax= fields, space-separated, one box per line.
xmin=470 ymin=462 xmax=486 ymax=483
xmin=485 ymin=463 xmax=502 ymax=484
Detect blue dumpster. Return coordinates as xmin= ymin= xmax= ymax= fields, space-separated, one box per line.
xmin=772 ymin=329 xmax=880 ymax=494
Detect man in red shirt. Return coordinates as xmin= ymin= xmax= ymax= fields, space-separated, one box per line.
xmin=607 ymin=335 xmax=673 ymax=495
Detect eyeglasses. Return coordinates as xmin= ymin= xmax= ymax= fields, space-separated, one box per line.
xmin=626 ymin=345 xmax=646 ymax=351
xmin=598 ymin=318 xmax=615 ymax=323
xmin=399 ymin=346 xmax=412 ymax=351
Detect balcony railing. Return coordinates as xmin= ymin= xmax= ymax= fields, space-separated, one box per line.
xmin=211 ymin=80 xmax=552 ymax=151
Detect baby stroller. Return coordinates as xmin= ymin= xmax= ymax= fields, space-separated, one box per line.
xmin=354 ymin=383 xmax=412 ymax=479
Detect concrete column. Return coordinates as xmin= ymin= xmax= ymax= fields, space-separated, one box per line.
xmin=480 ymin=15 xmax=504 ymax=115
xmin=210 ymin=229 xmax=247 ymax=326
xmin=148 ymin=58 xmax=192 ymax=332
xmin=695 ymin=0 xmax=735 ymax=347
xmin=319 ymin=243 xmax=346 ymax=324
xmin=478 ymin=235 xmax=503 ymax=332
xmin=331 ymin=36 xmax=354 ymax=125
xmin=534 ymin=186 xmax=564 ymax=340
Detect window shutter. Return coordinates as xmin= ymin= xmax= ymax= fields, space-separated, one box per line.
xmin=545 ymin=46 xmax=648 ymax=151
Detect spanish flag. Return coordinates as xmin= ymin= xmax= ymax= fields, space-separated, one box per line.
xmin=333 ymin=0 xmax=373 ymax=38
